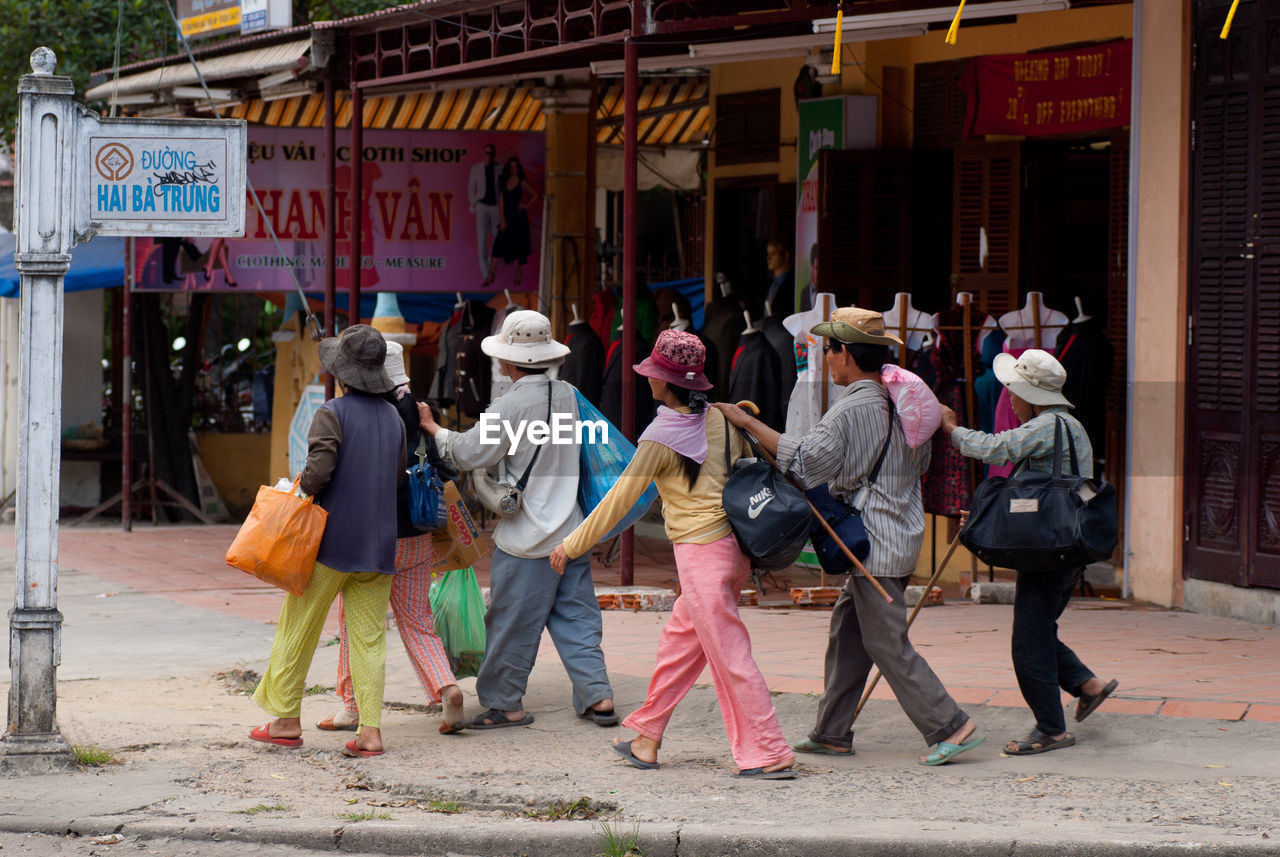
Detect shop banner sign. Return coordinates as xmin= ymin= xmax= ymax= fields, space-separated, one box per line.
xmin=964 ymin=40 xmax=1131 ymax=138
xmin=796 ymin=98 xmax=847 ymax=315
xmin=134 ymin=127 xmax=544 ymax=293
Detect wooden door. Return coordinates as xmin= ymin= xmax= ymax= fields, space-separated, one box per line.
xmin=1105 ymin=131 xmax=1130 ymax=554
xmin=817 ymin=149 xmax=912 ymax=310
xmin=950 ymin=141 xmax=1021 ymax=317
xmin=1186 ymin=0 xmax=1280 ymax=590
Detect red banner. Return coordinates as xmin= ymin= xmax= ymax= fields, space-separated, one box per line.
xmin=964 ymin=40 xmax=1131 ymax=138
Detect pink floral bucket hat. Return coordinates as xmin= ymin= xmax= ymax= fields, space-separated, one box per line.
xmin=633 ymin=329 xmax=712 ymax=392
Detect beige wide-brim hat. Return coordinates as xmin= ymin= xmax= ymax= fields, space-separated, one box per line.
xmin=809 ymin=306 xmax=904 ymax=347
xmin=481 ymin=309 xmax=571 ymax=368
xmin=993 ymin=349 xmax=1073 ymax=408
xmin=383 ymin=341 xmax=410 ymax=387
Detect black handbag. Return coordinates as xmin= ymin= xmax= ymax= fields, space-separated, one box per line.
xmin=805 ymin=399 xmax=896 ymax=575
xmin=721 ymin=416 xmax=811 ymax=572
xmin=959 ymin=417 xmax=1117 ymax=572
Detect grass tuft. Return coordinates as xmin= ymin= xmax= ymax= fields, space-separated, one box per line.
xmin=596 ymin=819 xmax=645 ymax=857
xmin=335 ymin=811 xmax=392 ymax=822
xmin=73 ymin=745 xmax=117 ymax=767
xmin=525 ymin=796 xmax=598 ymax=821
xmin=427 ymin=800 xmax=463 ymax=814
xmin=237 ymin=803 xmax=290 ymax=815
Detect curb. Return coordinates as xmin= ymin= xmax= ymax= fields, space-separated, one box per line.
xmin=4 ymin=816 xmax=1276 ymax=857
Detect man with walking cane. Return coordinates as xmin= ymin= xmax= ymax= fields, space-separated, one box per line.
xmin=715 ymin=307 xmax=984 ymax=766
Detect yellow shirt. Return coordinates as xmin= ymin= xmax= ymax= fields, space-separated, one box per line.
xmin=562 ymin=408 xmax=752 ymax=559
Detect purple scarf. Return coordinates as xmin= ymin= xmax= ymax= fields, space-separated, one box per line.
xmin=638 ymin=406 xmax=708 ymax=464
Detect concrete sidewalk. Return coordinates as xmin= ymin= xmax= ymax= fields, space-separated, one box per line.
xmin=0 ymin=524 xmax=1276 ymax=856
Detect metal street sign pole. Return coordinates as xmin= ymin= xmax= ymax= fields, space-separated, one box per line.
xmin=3 ymin=47 xmax=246 ymax=774
xmin=4 ymin=47 xmax=76 ymax=774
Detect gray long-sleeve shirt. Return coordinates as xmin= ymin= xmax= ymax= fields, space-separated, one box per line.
xmin=774 ymin=379 xmax=930 ymax=578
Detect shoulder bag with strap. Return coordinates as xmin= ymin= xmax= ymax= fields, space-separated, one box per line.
xmin=960 ymin=415 xmax=1117 ymax=572
xmin=720 ymin=411 xmax=812 ymax=572
xmin=805 ymin=394 xmax=896 ymax=575
xmin=473 ymin=379 xmax=553 ymax=518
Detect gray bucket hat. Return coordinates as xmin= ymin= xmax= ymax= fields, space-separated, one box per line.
xmin=318 ymin=324 xmax=395 ymax=394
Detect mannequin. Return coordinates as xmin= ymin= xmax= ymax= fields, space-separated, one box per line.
xmin=783 ymin=292 xmax=846 ymax=437
xmin=1072 ymin=295 xmax=1091 ymax=323
xmin=570 ymin=300 xmax=584 ymax=325
xmin=561 ymin=299 xmax=605 ymax=404
xmin=741 ymin=310 xmax=760 ymax=335
xmin=669 ymin=302 xmax=691 ymax=331
xmin=504 ymin=288 xmax=519 ymax=311
xmin=998 ymin=292 xmax=1068 ymax=350
xmin=881 ymin=293 xmax=935 ymax=358
xmin=728 ymin=311 xmax=783 ymax=429
xmin=454 ymin=291 xmax=465 ymax=310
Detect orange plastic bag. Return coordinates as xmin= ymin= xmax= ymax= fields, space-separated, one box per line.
xmin=225 ymin=477 xmax=329 ymax=597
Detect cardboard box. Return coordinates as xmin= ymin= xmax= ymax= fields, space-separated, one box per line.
xmin=427 ymin=481 xmax=488 ymax=574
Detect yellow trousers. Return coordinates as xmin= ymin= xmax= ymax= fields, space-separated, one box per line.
xmin=254 ymin=562 xmax=393 ymax=730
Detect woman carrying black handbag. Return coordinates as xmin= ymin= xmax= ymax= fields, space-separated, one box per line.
xmin=940 ymin=349 xmax=1118 ymax=756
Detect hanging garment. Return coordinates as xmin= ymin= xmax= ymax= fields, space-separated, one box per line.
xmin=561 ymin=321 xmax=606 ymax=406
xmin=921 ymin=308 xmax=974 ymax=517
xmin=489 ymin=305 xmax=515 ymax=403
xmin=727 ymin=330 xmax=783 ymax=431
xmin=972 ymin=327 xmax=1006 ymax=437
xmin=703 ymin=294 xmax=747 ymax=395
xmin=609 ymin=285 xmax=658 ymax=344
xmin=761 ymin=315 xmax=797 ymax=408
xmin=1054 ymin=317 xmax=1113 ymax=458
xmin=590 ymin=289 xmax=616 ymax=346
xmin=783 ymin=298 xmax=846 ymax=437
xmin=601 ymin=334 xmax=654 ymax=437
xmin=696 ymin=331 xmax=721 ymax=401
xmin=453 ymin=301 xmax=497 ymax=417
xmin=428 ymin=307 xmax=465 ymax=405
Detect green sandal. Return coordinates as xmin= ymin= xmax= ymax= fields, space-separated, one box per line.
xmin=793 ymin=738 xmax=853 ymax=756
xmin=920 ymin=735 xmax=986 ymax=766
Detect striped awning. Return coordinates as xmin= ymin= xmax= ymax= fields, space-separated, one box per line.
xmin=223 ymin=76 xmax=708 ymax=147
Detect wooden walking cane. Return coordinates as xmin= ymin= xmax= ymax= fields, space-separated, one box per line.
xmin=732 ymin=402 xmax=894 ymax=605
xmin=851 ymin=529 xmax=965 ymax=722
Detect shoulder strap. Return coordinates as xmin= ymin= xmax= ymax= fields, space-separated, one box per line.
xmin=514 ymin=380 xmax=554 ymax=492
xmin=723 ymin=408 xmax=732 ymax=474
xmin=1053 ymin=415 xmax=1082 ymax=478
xmin=866 ymin=392 xmax=897 ymax=488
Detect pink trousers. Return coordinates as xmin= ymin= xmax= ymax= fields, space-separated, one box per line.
xmin=622 ymin=534 xmax=792 ymax=771
xmin=337 ymin=535 xmax=456 ymax=713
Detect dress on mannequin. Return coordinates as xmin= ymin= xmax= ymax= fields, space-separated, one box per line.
xmin=972 ymin=326 xmax=1006 ymax=438
xmin=783 ymin=293 xmax=846 ymax=437
xmin=728 ymin=312 xmax=784 ymax=431
xmin=703 ymin=279 xmax=747 ymax=395
xmin=921 ymin=305 xmax=973 ymax=516
xmin=997 ymin=292 xmax=1068 ymax=350
xmin=1053 ymin=299 xmax=1113 ymax=459
xmin=561 ymin=312 xmax=606 ymax=406
xmin=881 ymin=293 xmax=935 ymax=357
xmin=760 ymin=302 xmax=798 ymax=409
xmin=601 ymin=316 xmax=654 ymax=436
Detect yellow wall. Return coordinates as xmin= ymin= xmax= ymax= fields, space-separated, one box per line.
xmin=543 ymin=92 xmax=594 ymax=339
xmin=195 ymin=431 xmax=272 ymax=517
xmin=269 ymin=314 xmax=323 ymax=484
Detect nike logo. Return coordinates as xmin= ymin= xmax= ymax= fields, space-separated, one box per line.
xmin=747 ymin=493 xmax=775 ymax=519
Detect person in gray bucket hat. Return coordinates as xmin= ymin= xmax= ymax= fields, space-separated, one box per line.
xmin=250 ymin=324 xmax=406 ymax=758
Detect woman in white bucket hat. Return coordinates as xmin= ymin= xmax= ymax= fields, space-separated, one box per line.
xmin=939 ymin=349 xmax=1118 ymax=756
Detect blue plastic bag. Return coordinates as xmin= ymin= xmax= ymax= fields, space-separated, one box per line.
xmin=574 ymin=390 xmax=658 ymax=541
xmin=406 ymin=455 xmax=447 ymax=531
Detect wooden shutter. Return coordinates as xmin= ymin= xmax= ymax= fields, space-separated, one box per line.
xmin=817 ymin=149 xmax=912 ymax=309
xmin=913 ymin=59 xmax=971 ymax=150
xmin=1186 ymin=0 xmax=1280 ymax=590
xmin=1102 ymin=131 xmax=1130 ymax=554
xmin=950 ymin=142 xmax=1020 ymax=316
xmin=715 ymin=89 xmax=781 ymax=166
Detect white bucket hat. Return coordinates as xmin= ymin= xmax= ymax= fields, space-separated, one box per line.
xmin=993 ymin=349 xmax=1073 ymax=408
xmin=383 ymin=340 xmax=410 ymax=387
xmin=481 ymin=310 xmax=570 ymax=368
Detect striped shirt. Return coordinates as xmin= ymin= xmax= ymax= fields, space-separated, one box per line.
xmin=775 ymin=379 xmax=930 ymax=578
xmin=951 ymin=407 xmax=1094 ymax=478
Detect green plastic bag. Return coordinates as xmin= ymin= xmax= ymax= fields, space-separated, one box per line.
xmin=428 ymin=567 xmax=487 ymax=679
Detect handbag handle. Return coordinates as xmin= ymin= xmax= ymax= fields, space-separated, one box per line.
xmin=1051 ymin=416 xmax=1083 ymax=479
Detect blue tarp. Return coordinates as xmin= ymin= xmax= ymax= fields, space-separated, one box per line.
xmin=0 ymin=233 xmax=126 ymax=298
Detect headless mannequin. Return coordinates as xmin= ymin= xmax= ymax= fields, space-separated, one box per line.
xmin=504 ymin=289 xmax=519 ymax=312
xmin=741 ymin=310 xmax=760 ymax=335
xmin=570 ymin=301 xmax=585 ymax=325
xmin=881 ymin=292 xmax=934 ymax=360
xmin=454 ymin=291 xmax=465 ymax=310
xmin=998 ymin=292 xmax=1068 ymax=350
xmin=670 ymin=302 xmax=691 ymax=331
xmin=1072 ymin=296 xmax=1091 ymax=324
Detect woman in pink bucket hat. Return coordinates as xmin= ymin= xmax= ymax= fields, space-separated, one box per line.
xmin=551 ymin=329 xmax=796 ymax=780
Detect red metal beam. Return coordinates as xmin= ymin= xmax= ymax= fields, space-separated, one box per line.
xmin=620 ymin=25 xmax=638 ymax=587
xmin=350 ymin=57 xmax=364 ymax=327
xmin=324 ymin=73 xmax=337 ymax=400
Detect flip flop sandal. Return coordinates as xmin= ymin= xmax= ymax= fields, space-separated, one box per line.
xmin=579 ymin=707 xmax=621 ymax=727
xmin=249 ymin=723 xmax=302 ymax=748
xmin=793 ymin=738 xmax=853 ymax=756
xmin=738 ymin=766 xmax=797 ymax=780
xmin=612 ymin=740 xmax=659 ymax=770
xmin=1005 ymin=730 xmax=1075 ymax=756
xmin=316 ymin=711 xmax=359 ymax=732
xmin=465 ymin=708 xmax=535 ymax=730
xmin=920 ymin=735 xmax=986 ymax=766
xmin=438 ymin=718 xmax=467 ymax=735
xmin=342 ymin=740 xmax=384 ymax=758
xmin=440 ymin=690 xmax=466 ymax=734
xmin=1075 ymin=679 xmax=1119 ymax=722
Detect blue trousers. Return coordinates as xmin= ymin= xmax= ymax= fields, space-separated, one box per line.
xmin=476 ymin=548 xmax=613 ymax=714
xmin=1012 ymin=567 xmax=1096 ymax=736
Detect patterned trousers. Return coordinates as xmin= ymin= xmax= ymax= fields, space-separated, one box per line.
xmin=254 ymin=562 xmax=393 ymax=730
xmin=336 ymin=534 xmax=457 ymax=714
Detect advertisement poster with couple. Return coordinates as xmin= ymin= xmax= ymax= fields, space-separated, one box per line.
xmin=132 ymin=128 xmax=545 ymax=294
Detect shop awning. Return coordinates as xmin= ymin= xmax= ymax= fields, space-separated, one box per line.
xmin=0 ymin=234 xmax=125 ymax=298
xmin=85 ymin=37 xmax=312 ymax=102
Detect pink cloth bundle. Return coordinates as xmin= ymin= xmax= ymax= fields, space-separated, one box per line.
xmin=881 ymin=364 xmax=942 ymax=448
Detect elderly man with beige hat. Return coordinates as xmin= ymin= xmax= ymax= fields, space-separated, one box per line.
xmin=717 ymin=307 xmax=984 ymax=767
xmin=941 ymin=348 xmax=1118 ymax=756
xmin=419 ymin=310 xmax=618 ymax=731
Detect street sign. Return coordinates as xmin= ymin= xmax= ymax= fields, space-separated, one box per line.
xmin=78 ymin=116 xmax=246 ymax=239
xmin=177 ymin=0 xmax=240 ymax=39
